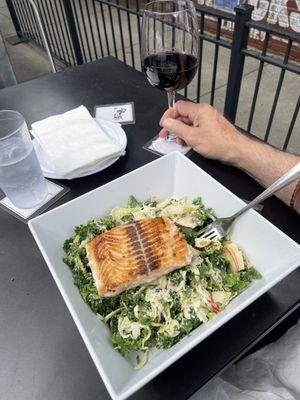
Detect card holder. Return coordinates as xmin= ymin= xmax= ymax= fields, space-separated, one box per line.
xmin=94 ymin=102 xmax=135 ymax=125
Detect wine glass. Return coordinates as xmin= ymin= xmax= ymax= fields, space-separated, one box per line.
xmin=141 ymin=0 xmax=199 ymax=155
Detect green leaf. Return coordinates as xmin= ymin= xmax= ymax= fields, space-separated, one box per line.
xmin=128 ymin=195 xmax=141 ymax=208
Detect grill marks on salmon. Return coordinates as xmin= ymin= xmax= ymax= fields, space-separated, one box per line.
xmin=86 ymin=217 xmax=192 ymax=297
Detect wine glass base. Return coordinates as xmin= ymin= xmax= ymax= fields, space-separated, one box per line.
xmin=143 ymin=135 xmax=192 ymax=156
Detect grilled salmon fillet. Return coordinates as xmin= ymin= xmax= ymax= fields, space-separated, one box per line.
xmin=85 ymin=217 xmax=192 ymax=297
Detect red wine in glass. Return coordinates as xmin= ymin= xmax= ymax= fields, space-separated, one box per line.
xmin=143 ymin=52 xmax=198 ymax=92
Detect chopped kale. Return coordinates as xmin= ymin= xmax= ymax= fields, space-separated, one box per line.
xmin=180 ymin=227 xmax=198 ymax=245
xmin=192 ymin=197 xmax=203 ymax=206
xmin=128 ymin=195 xmax=141 ymax=208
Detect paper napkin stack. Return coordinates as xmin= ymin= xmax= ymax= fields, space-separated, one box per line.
xmin=31 ymin=106 xmax=124 ymax=179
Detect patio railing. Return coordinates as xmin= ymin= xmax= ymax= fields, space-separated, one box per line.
xmin=5 ymin=0 xmax=300 ymax=152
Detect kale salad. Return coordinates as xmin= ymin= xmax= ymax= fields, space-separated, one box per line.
xmin=63 ymin=196 xmax=261 ymax=367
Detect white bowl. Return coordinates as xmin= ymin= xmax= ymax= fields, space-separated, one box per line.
xmin=29 ymin=152 xmax=300 ymax=400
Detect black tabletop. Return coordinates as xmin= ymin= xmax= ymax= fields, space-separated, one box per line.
xmin=0 ymin=57 xmax=299 ymax=400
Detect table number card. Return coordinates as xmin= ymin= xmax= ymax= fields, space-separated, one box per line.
xmin=94 ymin=102 xmax=135 ymax=125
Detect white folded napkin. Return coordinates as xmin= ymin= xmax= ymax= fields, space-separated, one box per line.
xmin=31 ymin=106 xmax=123 ymax=179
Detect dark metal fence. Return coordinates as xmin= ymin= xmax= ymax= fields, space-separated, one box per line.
xmin=5 ymin=0 xmax=300 ymax=152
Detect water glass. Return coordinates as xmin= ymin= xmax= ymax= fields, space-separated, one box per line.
xmin=0 ymin=110 xmax=48 ymax=209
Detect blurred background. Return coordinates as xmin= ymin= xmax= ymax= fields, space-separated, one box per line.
xmin=0 ymin=0 xmax=299 ymax=153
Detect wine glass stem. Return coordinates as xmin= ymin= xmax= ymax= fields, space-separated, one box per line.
xmin=166 ymin=91 xmax=176 ymax=141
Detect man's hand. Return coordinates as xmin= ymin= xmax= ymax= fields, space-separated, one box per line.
xmin=159 ymin=100 xmax=300 ymax=213
xmin=159 ymin=100 xmax=247 ymax=164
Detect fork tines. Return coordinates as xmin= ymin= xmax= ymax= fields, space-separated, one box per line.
xmin=198 ymin=227 xmax=220 ymax=240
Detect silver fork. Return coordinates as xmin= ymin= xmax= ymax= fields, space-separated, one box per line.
xmin=197 ymin=162 xmax=300 ymax=241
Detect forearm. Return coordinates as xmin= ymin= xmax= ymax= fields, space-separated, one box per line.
xmin=230 ymin=134 xmax=300 ymax=212
xmin=159 ymin=101 xmax=299 ymax=212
